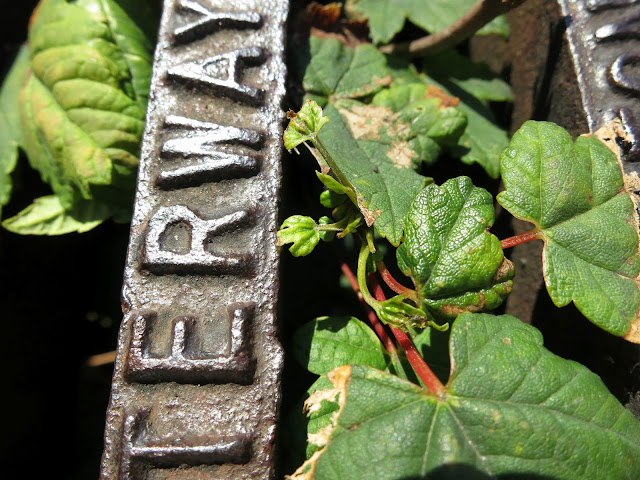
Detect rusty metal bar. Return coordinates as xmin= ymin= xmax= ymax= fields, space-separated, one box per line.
xmin=100 ymin=0 xmax=288 ymax=478
xmin=558 ymin=0 xmax=640 ymax=166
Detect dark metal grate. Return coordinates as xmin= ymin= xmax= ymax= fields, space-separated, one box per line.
xmin=100 ymin=1 xmax=288 ymax=478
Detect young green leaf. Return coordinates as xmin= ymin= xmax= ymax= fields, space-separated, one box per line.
xmin=294 ymin=316 xmax=389 ymax=375
xmin=278 ymin=215 xmax=332 ymax=257
xmin=345 ymin=0 xmax=509 ymax=44
xmin=292 ymin=313 xmax=640 ymax=479
xmin=19 ymin=0 xmax=158 ymax=228
xmin=303 ymin=37 xmax=391 ymax=107
xmin=284 ymin=100 xmax=329 ymax=150
xmin=0 ymin=45 xmax=30 ymax=212
xmin=497 ymin=121 xmax=640 ymax=341
xmin=397 ymin=176 xmax=514 ymax=319
xmin=2 ymin=195 xmax=110 ymax=235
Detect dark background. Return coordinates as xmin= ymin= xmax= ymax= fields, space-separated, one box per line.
xmin=1 ymin=2 xmax=125 ymax=478
xmin=3 ymin=1 xmax=640 ymax=479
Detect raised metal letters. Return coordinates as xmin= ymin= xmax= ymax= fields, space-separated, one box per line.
xmin=157 ymin=115 xmax=262 ymax=189
xmin=101 ymin=0 xmax=287 ymax=478
xmin=126 ymin=304 xmax=254 ymax=383
xmin=172 ymin=0 xmax=262 ymax=44
xmin=143 ymin=205 xmax=253 ymax=274
xmin=168 ymin=47 xmax=266 ymax=104
xmin=119 ymin=409 xmax=251 ymax=480
xmin=587 ymin=0 xmax=639 ymax=11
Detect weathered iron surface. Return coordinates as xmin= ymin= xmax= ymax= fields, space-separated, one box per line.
xmin=558 ymin=0 xmax=640 ymax=167
xmin=100 ymin=0 xmax=288 ymax=478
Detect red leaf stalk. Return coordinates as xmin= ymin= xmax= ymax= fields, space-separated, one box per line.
xmin=376 ymin=261 xmax=418 ymax=303
xmin=500 ymin=229 xmax=541 ymax=249
xmin=369 ymin=275 xmax=447 ymax=398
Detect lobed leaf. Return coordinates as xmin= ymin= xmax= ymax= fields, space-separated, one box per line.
xmin=397 ymin=176 xmax=514 ymax=319
xmin=284 ymin=100 xmax=329 ymax=150
xmin=386 ymin=58 xmax=510 ymax=178
xmin=303 ymin=37 xmax=391 ymax=106
xmin=425 ymin=76 xmax=508 ymax=179
xmin=292 ymin=313 xmax=640 ymax=479
xmin=278 ymin=215 xmax=332 ymax=257
xmin=497 ymin=121 xmax=640 ymax=340
xmin=345 ymin=0 xmax=509 ymax=44
xmin=371 ymin=83 xmax=468 ymax=166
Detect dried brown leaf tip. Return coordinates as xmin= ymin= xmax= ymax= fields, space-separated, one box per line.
xmin=625 ymin=317 xmax=640 ymax=344
xmin=306 ymin=2 xmax=341 ymax=29
xmin=306 ymin=2 xmax=369 ymax=48
xmin=425 ymin=85 xmax=460 ymax=109
xmin=287 ymin=366 xmax=352 ymax=480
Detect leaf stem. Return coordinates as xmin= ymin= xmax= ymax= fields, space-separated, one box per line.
xmin=369 ymin=276 xmax=447 ymax=398
xmin=338 ymin=254 xmax=402 ymax=364
xmin=357 ymin=241 xmax=380 ymax=308
xmin=376 ymin=261 xmax=418 ymax=303
xmin=379 ymin=0 xmax=526 ymax=58
xmin=310 ymin=133 xmax=358 ymax=207
xmin=500 ymin=229 xmax=541 ymax=249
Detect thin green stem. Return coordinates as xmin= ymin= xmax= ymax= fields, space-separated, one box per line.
xmin=310 ymin=134 xmax=358 ymax=207
xmin=357 ymin=240 xmax=379 ymax=308
xmin=365 ymin=229 xmax=376 ymax=253
xmin=316 ymin=223 xmax=345 ymax=232
xmin=339 ymin=257 xmax=404 ymax=376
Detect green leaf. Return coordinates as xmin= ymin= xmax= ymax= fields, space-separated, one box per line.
xmin=2 ymin=195 xmax=110 ymax=235
xmin=304 ymin=375 xmax=340 ymax=459
xmin=294 ymin=316 xmax=388 ymax=375
xmin=19 ymin=0 xmax=158 ymax=225
xmin=293 ymin=313 xmax=640 ymax=479
xmin=303 ymin=37 xmax=391 ymax=106
xmin=278 ymin=215 xmax=324 ymax=257
xmin=423 ymin=50 xmax=514 ymax=103
xmin=284 ymin=100 xmax=329 ymax=150
xmin=497 ymin=121 xmax=640 ymax=340
xmin=345 ymin=0 xmax=509 ymax=44
xmin=0 ymin=45 xmax=30 ymax=210
xmin=397 ymin=176 xmax=514 ymax=319
xmin=319 ymin=189 xmax=346 ymax=209
xmin=426 ymin=76 xmax=508 ymax=179
xmin=315 ymin=172 xmax=349 ymax=194
xmin=318 ymin=102 xmax=431 ymax=245
xmin=370 ymin=83 xmax=468 ymax=166
xmin=383 ymin=56 xmax=510 ymax=178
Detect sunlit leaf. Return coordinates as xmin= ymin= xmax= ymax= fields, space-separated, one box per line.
xmin=291 ymin=313 xmax=640 ymax=479
xmin=497 ymin=121 xmax=640 ymax=341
